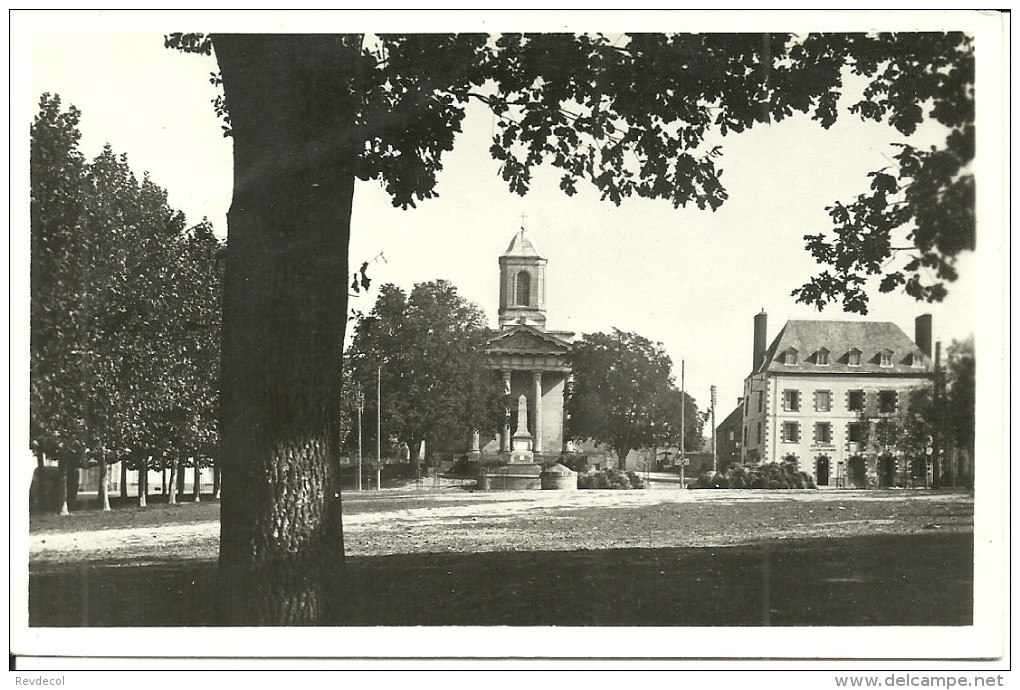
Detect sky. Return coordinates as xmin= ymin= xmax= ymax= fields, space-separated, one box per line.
xmin=18 ymin=13 xmax=999 ymax=428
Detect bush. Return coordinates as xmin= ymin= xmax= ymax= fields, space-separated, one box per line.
xmin=692 ymin=471 xmax=729 ymax=489
xmin=694 ymin=462 xmax=817 ymax=490
xmin=578 ymin=468 xmax=644 ymax=490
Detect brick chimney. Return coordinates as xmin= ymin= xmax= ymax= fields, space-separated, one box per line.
xmin=915 ymin=314 xmax=933 ymax=357
xmin=753 ymin=310 xmax=767 ymax=372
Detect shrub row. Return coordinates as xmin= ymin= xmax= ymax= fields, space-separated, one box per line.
xmin=693 ymin=461 xmax=817 ymax=490
xmin=578 ymin=469 xmax=646 ymax=490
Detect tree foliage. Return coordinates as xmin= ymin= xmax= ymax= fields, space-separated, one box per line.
xmin=170 ymin=31 xmax=975 ymax=313
xmin=791 ymin=32 xmax=974 ymax=313
xmin=566 ymin=329 xmax=702 ymax=464
xmin=29 ymin=94 xmax=223 ymax=509
xmin=347 ymin=280 xmax=503 ymax=462
xmin=945 ymin=336 xmax=975 ymax=459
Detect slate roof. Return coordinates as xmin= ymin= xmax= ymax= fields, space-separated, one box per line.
xmin=716 ymin=404 xmax=744 ymax=433
xmin=502 ymin=228 xmax=542 ymax=258
xmin=757 ymin=320 xmax=932 ymax=375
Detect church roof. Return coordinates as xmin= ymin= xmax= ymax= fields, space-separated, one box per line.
xmin=502 ymin=228 xmax=542 ymax=258
xmin=487 ymin=323 xmax=572 ymax=355
xmin=757 ymin=320 xmax=932 ymax=375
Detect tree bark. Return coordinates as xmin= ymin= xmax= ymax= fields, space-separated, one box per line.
xmin=161 ymin=466 xmax=167 ymax=496
xmin=98 ymin=450 xmax=111 ymax=511
xmin=193 ymin=464 xmax=202 ymax=502
xmin=212 ymin=34 xmax=356 ymax=626
xmin=168 ymin=455 xmax=178 ymax=505
xmin=120 ymin=460 xmax=128 ymax=499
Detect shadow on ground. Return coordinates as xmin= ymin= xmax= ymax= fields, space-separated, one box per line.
xmin=29 ymin=531 xmax=972 ymax=627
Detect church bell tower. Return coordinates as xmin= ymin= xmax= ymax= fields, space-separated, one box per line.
xmin=498 ymin=227 xmax=547 ymax=330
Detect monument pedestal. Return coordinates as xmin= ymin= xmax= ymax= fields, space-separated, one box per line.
xmin=478 ymin=391 xmax=547 ymax=490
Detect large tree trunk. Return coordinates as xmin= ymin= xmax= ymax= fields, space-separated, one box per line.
xmin=212 ymin=35 xmax=356 ymax=626
xmin=97 ymin=450 xmax=111 ymax=511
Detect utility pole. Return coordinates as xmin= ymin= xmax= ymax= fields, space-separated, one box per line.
xmin=680 ymin=360 xmax=686 ymax=487
xmin=932 ymin=342 xmax=942 ymax=489
xmin=710 ymin=384 xmax=718 ymax=474
xmin=355 ymin=386 xmax=364 ymax=491
xmin=376 ymin=364 xmax=382 ymax=490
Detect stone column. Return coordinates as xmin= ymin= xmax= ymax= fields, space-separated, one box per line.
xmin=532 ymin=371 xmax=543 ymax=456
xmin=501 ymin=370 xmax=512 ymax=452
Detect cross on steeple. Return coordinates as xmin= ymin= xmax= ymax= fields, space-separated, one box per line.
xmin=520 ymin=212 xmax=527 ymax=231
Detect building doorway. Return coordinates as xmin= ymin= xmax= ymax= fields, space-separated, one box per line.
xmin=816 ymin=456 xmax=830 ymax=486
xmin=847 ymin=456 xmax=867 ymax=488
xmin=878 ymin=455 xmax=896 ymax=487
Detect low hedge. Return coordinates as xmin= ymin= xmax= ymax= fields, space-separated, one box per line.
xmin=693 ymin=461 xmax=816 ymax=490
xmin=578 ymin=469 xmax=645 ymax=490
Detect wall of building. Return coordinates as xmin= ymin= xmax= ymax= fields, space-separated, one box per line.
xmin=750 ymin=372 xmax=932 ymax=487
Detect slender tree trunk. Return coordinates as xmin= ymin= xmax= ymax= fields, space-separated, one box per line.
xmin=66 ymin=460 xmax=79 ymax=508
xmin=138 ymin=457 xmax=149 ymax=508
xmin=168 ymin=455 xmax=178 ymax=505
xmin=194 ymin=464 xmax=202 ymax=502
xmin=161 ymin=466 xmax=167 ymax=496
xmin=120 ymin=460 xmax=128 ymax=499
xmin=213 ymin=463 xmax=221 ymax=500
xmin=213 ymin=34 xmax=355 ymax=625
xmin=57 ymin=456 xmax=70 ymax=516
xmin=37 ymin=451 xmax=45 ymax=469
xmin=98 ymin=450 xmax=111 ymax=511
xmin=177 ymin=458 xmax=187 ymax=498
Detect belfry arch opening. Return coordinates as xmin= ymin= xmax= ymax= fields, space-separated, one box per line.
xmin=516 ymin=270 xmax=531 ymax=306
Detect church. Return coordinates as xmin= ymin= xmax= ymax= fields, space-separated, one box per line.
xmin=468 ymin=227 xmax=574 ymax=471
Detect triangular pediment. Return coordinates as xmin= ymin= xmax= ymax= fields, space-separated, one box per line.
xmin=486 ymin=324 xmax=572 ymax=355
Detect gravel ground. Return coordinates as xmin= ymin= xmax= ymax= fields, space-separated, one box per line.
xmin=28 ymin=486 xmax=973 ymax=568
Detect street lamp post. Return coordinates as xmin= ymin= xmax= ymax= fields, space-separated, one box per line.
xmin=355 ymin=386 xmax=364 ymax=491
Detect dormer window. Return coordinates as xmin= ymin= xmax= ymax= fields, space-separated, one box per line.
xmin=848 ymin=348 xmax=862 ymax=367
xmin=880 ymin=350 xmax=893 ymax=368
xmin=911 ymin=352 xmax=925 ymax=368
xmin=816 ymin=348 xmax=830 ymax=366
xmin=783 ymin=348 xmax=798 ymax=365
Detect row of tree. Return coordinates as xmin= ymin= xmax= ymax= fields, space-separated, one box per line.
xmin=30 ymin=94 xmax=223 ymax=513
xmin=875 ymin=336 xmax=976 ymax=486
xmin=344 ymin=281 xmax=703 ymax=470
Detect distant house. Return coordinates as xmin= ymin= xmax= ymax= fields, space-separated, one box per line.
xmin=715 ymin=402 xmax=743 ymax=472
xmin=741 ymin=311 xmax=934 ymax=488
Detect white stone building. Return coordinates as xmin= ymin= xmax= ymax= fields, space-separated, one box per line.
xmin=741 ymin=312 xmax=934 ymax=488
